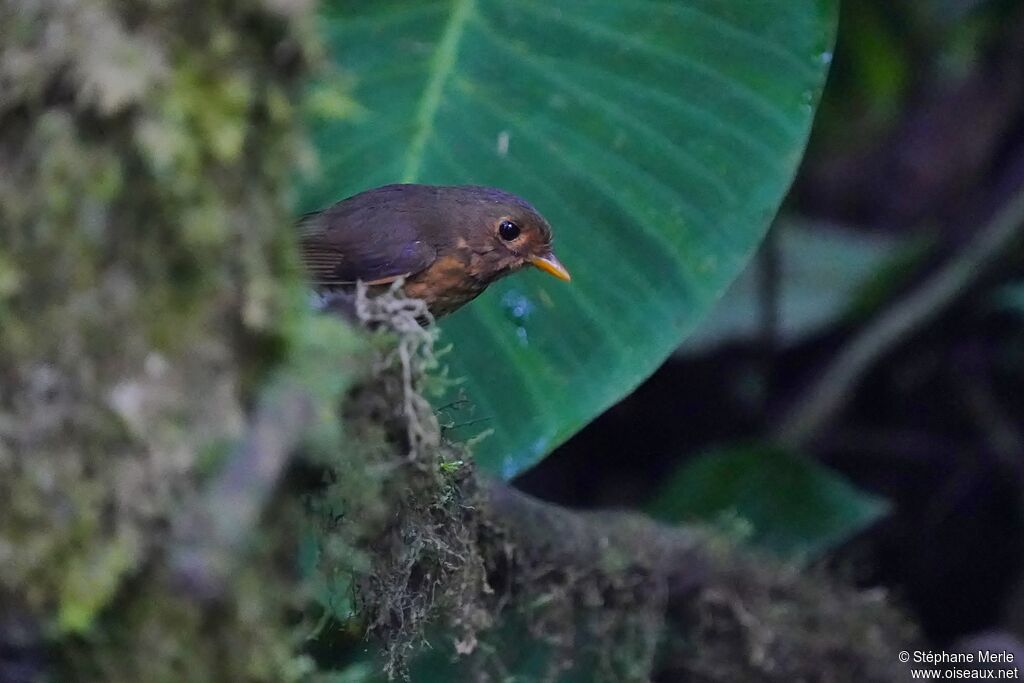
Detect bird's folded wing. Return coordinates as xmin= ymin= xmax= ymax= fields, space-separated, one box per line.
xmin=298 ymin=212 xmax=437 ymax=286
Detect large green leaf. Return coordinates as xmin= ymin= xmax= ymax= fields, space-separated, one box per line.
xmin=303 ymin=0 xmax=837 ymax=477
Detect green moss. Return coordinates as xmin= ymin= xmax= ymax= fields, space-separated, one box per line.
xmin=62 ymin=500 xmax=315 ymax=683
xmin=58 ymin=538 xmax=136 ymax=634
xmin=0 ymin=0 xmax=353 ymax=680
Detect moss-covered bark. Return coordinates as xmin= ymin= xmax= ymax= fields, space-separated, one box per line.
xmin=0 ymin=1 xmax=337 ymax=680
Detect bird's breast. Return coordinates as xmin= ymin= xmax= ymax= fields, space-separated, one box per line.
xmin=404 ymin=254 xmax=487 ymax=317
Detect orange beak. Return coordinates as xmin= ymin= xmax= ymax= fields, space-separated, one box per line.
xmin=528 ymin=252 xmax=571 ymax=282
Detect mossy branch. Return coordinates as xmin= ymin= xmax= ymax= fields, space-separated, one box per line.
xmin=304 ymin=291 xmax=918 ymax=681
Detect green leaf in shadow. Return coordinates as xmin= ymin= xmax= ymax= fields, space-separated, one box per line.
xmin=647 ymin=444 xmax=889 ymax=559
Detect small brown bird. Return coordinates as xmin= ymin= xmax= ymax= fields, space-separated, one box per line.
xmin=299 ymin=184 xmax=570 ymax=317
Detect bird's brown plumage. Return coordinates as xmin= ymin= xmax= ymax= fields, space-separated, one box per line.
xmin=299 ymin=184 xmax=568 ymax=317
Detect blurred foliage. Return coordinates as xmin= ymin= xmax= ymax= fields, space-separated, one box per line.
xmin=301 ymin=0 xmax=837 ymax=478
xmin=682 ymin=220 xmax=907 ymax=353
xmin=994 ymin=281 xmax=1024 ymax=314
xmin=646 ymin=444 xmax=888 ymax=558
xmin=816 ymin=0 xmax=1007 ymax=138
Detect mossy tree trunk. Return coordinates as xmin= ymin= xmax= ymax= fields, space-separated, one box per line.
xmin=0 ymin=1 xmax=329 ymax=680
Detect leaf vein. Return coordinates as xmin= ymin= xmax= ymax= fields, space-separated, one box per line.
xmin=401 ymin=0 xmax=476 ymax=182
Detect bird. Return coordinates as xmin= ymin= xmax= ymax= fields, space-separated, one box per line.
xmin=298 ymin=184 xmax=571 ymax=318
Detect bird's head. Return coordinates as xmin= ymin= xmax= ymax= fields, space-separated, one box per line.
xmin=452 ymin=186 xmax=571 ymax=284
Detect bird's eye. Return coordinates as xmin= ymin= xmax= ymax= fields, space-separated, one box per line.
xmin=498 ymin=220 xmax=521 ymax=241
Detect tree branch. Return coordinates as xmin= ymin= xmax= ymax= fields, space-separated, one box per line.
xmin=777 ymin=186 xmax=1024 ymax=450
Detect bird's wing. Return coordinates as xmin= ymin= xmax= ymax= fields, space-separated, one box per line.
xmin=298 ymin=211 xmax=437 ymax=286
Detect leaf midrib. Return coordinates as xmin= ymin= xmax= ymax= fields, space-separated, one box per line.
xmin=401 ymin=0 xmax=476 ymax=183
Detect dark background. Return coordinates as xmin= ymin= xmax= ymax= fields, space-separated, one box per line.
xmin=517 ymin=0 xmax=1024 ymax=645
